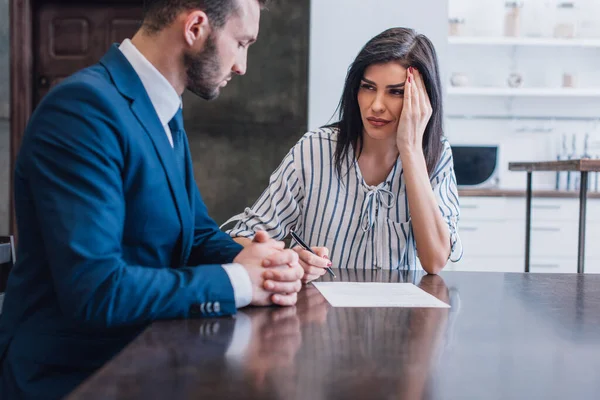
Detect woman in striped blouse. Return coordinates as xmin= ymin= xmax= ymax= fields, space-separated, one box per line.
xmin=225 ymin=27 xmax=462 ymax=282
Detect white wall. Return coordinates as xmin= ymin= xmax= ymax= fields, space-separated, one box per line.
xmin=308 ymin=0 xmax=449 ymax=130
xmin=309 ymin=0 xmax=600 ymax=192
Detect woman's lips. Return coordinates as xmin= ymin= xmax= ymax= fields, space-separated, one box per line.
xmin=367 ymin=117 xmax=391 ymax=127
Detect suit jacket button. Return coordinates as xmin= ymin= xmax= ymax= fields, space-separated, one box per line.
xmin=190 ymin=304 xmax=202 ymax=315
xmin=213 ymin=302 xmax=221 ymax=313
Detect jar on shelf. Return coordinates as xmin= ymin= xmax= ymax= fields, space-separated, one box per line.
xmin=448 ymin=18 xmax=466 ymax=36
xmin=504 ymin=2 xmax=523 ymax=37
xmin=562 ymin=72 xmax=577 ymax=88
xmin=554 ymin=2 xmax=577 ymax=38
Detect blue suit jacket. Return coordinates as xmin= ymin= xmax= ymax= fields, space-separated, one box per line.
xmin=0 ymin=45 xmax=243 ymax=399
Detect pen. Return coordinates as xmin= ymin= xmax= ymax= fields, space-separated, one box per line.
xmin=289 ymin=230 xmax=336 ymax=278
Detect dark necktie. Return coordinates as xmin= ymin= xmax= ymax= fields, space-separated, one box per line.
xmin=167 ymin=108 xmax=187 ymax=182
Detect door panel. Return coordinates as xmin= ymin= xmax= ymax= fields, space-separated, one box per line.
xmin=34 ymin=2 xmax=142 ymax=105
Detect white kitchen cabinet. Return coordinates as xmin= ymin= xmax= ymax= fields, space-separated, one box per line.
xmin=530 ymin=222 xmax=577 ymax=258
xmin=450 ymin=197 xmax=524 ymax=272
xmin=460 ymin=197 xmax=524 ymax=221
xmin=459 ymin=221 xmax=524 ymax=257
xmin=446 ymin=256 xmax=523 ymax=273
xmin=450 ymin=196 xmax=600 ymax=273
xmin=528 ymin=257 xmax=577 ymax=274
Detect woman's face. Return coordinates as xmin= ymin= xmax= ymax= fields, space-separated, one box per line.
xmin=357 ymin=61 xmax=407 ymax=143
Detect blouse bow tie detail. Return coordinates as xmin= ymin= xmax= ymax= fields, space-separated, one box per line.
xmin=360 ymin=187 xmax=396 ymax=232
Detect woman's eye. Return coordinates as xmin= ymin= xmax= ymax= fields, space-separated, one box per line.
xmin=390 ymin=89 xmax=404 ymax=96
xmin=360 ymin=83 xmax=375 ymax=90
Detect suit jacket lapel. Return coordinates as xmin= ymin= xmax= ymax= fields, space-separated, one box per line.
xmin=100 ymin=45 xmax=193 ymax=266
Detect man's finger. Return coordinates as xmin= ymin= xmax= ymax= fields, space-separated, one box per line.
xmin=264 ymin=279 xmax=302 ymax=294
xmin=253 ymin=231 xmax=271 ymax=243
xmin=263 ymin=248 xmax=298 ymax=267
xmin=264 ymin=264 xmax=304 ymax=282
xmin=271 ymin=292 xmax=298 ymax=306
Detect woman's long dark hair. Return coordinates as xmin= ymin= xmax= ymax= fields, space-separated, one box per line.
xmin=330 ymin=27 xmax=444 ymax=178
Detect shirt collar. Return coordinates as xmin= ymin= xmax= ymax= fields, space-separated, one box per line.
xmin=118 ymin=39 xmax=181 ymax=126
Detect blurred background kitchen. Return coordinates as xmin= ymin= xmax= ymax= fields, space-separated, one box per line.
xmin=1 ymin=0 xmax=599 ymax=273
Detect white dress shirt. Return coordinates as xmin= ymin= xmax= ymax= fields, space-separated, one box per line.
xmin=119 ymin=39 xmax=252 ymax=308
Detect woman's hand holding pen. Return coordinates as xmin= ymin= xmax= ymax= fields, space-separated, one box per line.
xmin=292 ymin=246 xmax=332 ymax=284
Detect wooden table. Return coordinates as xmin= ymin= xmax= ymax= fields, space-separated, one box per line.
xmin=67 ymin=271 xmax=600 ymax=400
xmin=509 ymin=159 xmax=600 ymax=273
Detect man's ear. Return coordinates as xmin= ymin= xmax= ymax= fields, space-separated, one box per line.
xmin=183 ymin=10 xmax=210 ymax=47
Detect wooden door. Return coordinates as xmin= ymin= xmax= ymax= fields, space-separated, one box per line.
xmin=10 ymin=0 xmax=143 ymax=236
xmin=34 ymin=2 xmax=142 ymax=105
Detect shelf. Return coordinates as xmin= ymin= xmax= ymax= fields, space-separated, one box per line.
xmin=447 ymin=87 xmax=600 ymax=97
xmin=448 ymin=36 xmax=600 ymax=48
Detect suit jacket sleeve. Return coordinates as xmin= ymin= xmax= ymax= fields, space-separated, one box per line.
xmin=25 ymin=82 xmax=237 ymax=329
xmin=186 ymin=185 xmax=243 ymax=267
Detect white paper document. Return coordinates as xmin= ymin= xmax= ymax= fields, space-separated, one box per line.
xmin=312 ymin=282 xmax=450 ymax=308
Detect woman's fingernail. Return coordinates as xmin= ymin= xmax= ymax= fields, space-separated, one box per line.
xmin=409 ymin=66 xmax=413 ymax=73
xmin=265 ymin=281 xmax=274 ymax=290
xmin=327 ymin=262 xmax=333 ymax=267
xmin=323 ymin=255 xmax=329 ymax=259
xmin=408 ymin=76 xmax=411 ymax=83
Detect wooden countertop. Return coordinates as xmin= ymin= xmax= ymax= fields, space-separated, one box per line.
xmin=67 ymin=271 xmax=600 ymax=400
xmin=458 ymin=188 xmax=600 ymax=199
xmin=509 ymin=159 xmax=600 ymax=172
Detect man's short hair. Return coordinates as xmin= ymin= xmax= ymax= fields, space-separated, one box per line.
xmin=142 ymin=0 xmax=269 ymax=33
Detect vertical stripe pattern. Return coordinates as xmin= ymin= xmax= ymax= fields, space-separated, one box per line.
xmin=225 ymin=128 xmax=463 ymax=270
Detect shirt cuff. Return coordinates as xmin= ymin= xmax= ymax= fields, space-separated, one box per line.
xmin=447 ymin=218 xmax=463 ymax=263
xmin=222 ymin=263 xmax=253 ymax=308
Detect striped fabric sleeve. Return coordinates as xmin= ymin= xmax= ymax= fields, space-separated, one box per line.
xmin=226 ymin=148 xmax=304 ymax=241
xmin=429 ymin=139 xmax=463 ymax=263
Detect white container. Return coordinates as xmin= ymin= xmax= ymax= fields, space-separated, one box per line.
xmin=449 ymin=18 xmax=466 ymax=36
xmin=504 ymin=1 xmax=523 ymax=37
xmin=554 ymin=1 xmax=577 ymax=38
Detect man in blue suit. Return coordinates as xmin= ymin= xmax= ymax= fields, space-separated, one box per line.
xmin=0 ymin=0 xmax=304 ymax=398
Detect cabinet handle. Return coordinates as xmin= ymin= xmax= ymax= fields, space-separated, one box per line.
xmin=531 ymin=264 xmax=560 ymax=268
xmin=532 ymin=204 xmax=561 ymax=210
xmin=532 ymin=227 xmax=561 ymax=232
xmin=461 ymin=227 xmax=478 ymax=232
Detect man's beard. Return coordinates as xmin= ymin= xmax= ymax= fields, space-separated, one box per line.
xmin=184 ymin=34 xmax=225 ymax=100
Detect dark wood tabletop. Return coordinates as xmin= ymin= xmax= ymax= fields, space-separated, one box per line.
xmin=509 ymin=159 xmax=600 ymax=172
xmin=66 ymin=271 xmax=600 ymax=400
